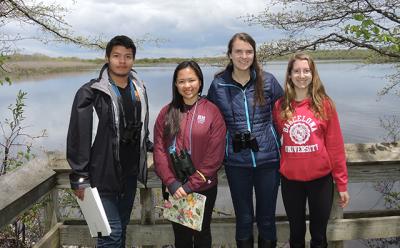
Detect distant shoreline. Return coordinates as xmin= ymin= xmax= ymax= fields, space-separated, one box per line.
xmin=2 ymin=49 xmax=393 ymax=79
xmin=3 ymin=59 xmax=368 ymax=79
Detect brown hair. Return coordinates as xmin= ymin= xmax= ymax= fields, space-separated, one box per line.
xmin=221 ymin=32 xmax=265 ymax=106
xmin=280 ymin=52 xmax=334 ymax=120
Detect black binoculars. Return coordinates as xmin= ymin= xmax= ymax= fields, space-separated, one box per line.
xmin=170 ymin=149 xmax=196 ymax=183
xmin=120 ymin=121 xmax=142 ymax=144
xmin=232 ymin=131 xmax=259 ymax=153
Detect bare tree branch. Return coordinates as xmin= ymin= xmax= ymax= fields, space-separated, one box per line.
xmin=364 ymin=0 xmax=400 ymax=24
xmin=247 ymin=0 xmax=400 ymax=61
xmin=6 ymin=0 xmax=104 ymax=49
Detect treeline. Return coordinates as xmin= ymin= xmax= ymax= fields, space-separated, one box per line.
xmin=135 ymin=49 xmax=381 ymax=65
xmin=7 ymin=53 xmax=100 ymax=63
xmin=6 ymin=49 xmax=384 ymax=66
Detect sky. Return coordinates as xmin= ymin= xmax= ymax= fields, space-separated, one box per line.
xmin=7 ymin=0 xmax=284 ymax=59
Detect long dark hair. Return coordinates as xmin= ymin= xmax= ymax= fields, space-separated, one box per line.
xmin=218 ymin=32 xmax=265 ymax=106
xmin=163 ymin=60 xmax=204 ymax=139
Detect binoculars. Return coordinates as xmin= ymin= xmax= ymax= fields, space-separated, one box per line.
xmin=170 ymin=149 xmax=196 ymax=183
xmin=232 ymin=131 xmax=259 ymax=153
xmin=120 ymin=121 xmax=142 ymax=144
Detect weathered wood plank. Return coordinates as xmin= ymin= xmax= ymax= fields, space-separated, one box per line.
xmin=51 ymin=143 xmax=400 ymax=189
xmin=58 ymin=216 xmax=400 ymax=246
xmin=33 ymin=222 xmax=62 ymax=248
xmin=329 ymin=190 xmax=344 ymax=248
xmin=140 ymin=188 xmax=155 ymax=225
xmin=347 ymin=164 xmax=400 ymax=182
xmin=42 ymin=190 xmax=59 ymax=234
xmin=0 ymin=157 xmax=56 ymax=229
xmin=328 ymin=216 xmax=400 ymax=241
xmin=345 ymin=143 xmax=400 ymax=164
xmin=54 ymin=163 xmax=400 ymax=189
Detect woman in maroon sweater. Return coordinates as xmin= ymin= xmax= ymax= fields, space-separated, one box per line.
xmin=153 ymin=60 xmax=226 ymax=248
xmin=273 ymin=53 xmax=350 ymax=248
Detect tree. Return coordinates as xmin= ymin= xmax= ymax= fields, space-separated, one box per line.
xmin=0 ymin=0 xmax=106 ymax=85
xmin=0 ymin=0 xmax=161 ymax=57
xmin=0 ymin=0 xmax=105 ymax=51
xmin=247 ymin=0 xmax=399 ymax=95
xmin=246 ymin=0 xmax=399 ymax=59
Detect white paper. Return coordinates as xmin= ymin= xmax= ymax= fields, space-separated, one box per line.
xmin=76 ymin=187 xmax=111 ymax=237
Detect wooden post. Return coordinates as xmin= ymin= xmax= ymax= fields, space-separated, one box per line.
xmin=43 ymin=189 xmax=59 ymax=234
xmin=140 ymin=188 xmax=156 ymax=248
xmin=328 ymin=188 xmax=344 ymax=248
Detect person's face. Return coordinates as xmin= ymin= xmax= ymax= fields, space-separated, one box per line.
xmin=290 ymin=59 xmax=312 ymax=91
xmin=229 ymin=39 xmax=254 ymax=72
xmin=175 ymin=67 xmax=201 ymax=105
xmin=106 ymin=45 xmax=134 ymax=78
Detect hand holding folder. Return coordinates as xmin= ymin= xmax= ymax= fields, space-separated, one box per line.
xmin=76 ymin=187 xmax=111 ymax=237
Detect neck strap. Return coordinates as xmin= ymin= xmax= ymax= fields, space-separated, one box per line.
xmin=168 ymin=100 xmax=199 ymax=154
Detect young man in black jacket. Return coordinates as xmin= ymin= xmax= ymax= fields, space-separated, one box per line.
xmin=67 ymin=35 xmax=152 ymax=247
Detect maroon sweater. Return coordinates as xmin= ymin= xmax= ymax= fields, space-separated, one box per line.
xmin=153 ymin=98 xmax=226 ymax=194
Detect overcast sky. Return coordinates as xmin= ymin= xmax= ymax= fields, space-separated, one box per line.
xmin=8 ymin=0 xmax=283 ymax=59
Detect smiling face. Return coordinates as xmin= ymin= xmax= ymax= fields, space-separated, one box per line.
xmin=290 ymin=59 xmax=313 ymax=91
xmin=229 ymin=38 xmax=254 ymax=72
xmin=175 ymin=67 xmax=201 ymax=105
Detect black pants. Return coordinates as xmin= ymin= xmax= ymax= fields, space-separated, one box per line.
xmin=172 ymin=185 xmax=218 ymax=248
xmin=281 ymin=174 xmax=333 ymax=247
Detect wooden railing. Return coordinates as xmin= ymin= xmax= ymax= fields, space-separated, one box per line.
xmin=0 ymin=143 xmax=400 ymax=247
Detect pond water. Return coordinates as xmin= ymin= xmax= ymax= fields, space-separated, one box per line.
xmin=1 ymin=62 xmax=399 ymax=246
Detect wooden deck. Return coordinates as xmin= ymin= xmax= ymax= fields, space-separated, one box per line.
xmin=1 ymin=142 xmax=400 ymax=247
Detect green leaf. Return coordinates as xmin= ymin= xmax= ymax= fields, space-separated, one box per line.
xmin=383 ymin=35 xmax=389 ymax=42
xmin=353 ymin=13 xmax=365 ymax=21
xmin=363 ymin=32 xmax=371 ymax=40
xmin=362 ymin=19 xmax=374 ymax=27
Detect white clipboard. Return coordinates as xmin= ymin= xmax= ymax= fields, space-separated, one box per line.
xmin=76 ymin=187 xmax=111 ymax=237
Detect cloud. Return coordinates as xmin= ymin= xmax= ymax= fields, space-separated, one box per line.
xmin=8 ymin=0 xmax=279 ymax=58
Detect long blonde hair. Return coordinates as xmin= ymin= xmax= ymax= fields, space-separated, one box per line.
xmin=280 ymin=53 xmax=334 ymax=120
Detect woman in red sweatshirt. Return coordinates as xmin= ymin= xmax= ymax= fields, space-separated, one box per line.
xmin=153 ymin=60 xmax=226 ymax=248
xmin=273 ymin=53 xmax=350 ymax=248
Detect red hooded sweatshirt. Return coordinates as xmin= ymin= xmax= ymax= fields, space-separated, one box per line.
xmin=153 ymin=97 xmax=226 ymax=194
xmin=273 ymin=98 xmax=348 ymax=192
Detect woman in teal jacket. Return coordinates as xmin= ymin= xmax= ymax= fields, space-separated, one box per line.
xmin=207 ymin=33 xmax=283 ymax=248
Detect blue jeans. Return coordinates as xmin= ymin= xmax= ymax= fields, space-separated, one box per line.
xmin=97 ymin=175 xmax=137 ymax=248
xmin=225 ymin=165 xmax=280 ymax=241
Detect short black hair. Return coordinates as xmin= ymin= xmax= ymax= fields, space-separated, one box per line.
xmin=105 ymin=35 xmax=136 ymax=59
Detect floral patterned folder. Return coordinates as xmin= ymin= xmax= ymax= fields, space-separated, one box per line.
xmin=163 ymin=192 xmax=207 ymax=231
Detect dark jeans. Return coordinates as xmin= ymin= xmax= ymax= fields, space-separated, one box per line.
xmin=281 ymin=174 xmax=333 ymax=247
xmin=172 ymin=185 xmax=218 ymax=248
xmin=225 ymin=165 xmax=280 ymax=241
xmin=97 ymin=175 xmax=137 ymax=248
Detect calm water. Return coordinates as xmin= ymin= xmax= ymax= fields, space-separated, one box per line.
xmin=1 ymin=62 xmax=399 ymax=151
xmin=1 ymin=62 xmax=400 ymax=240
